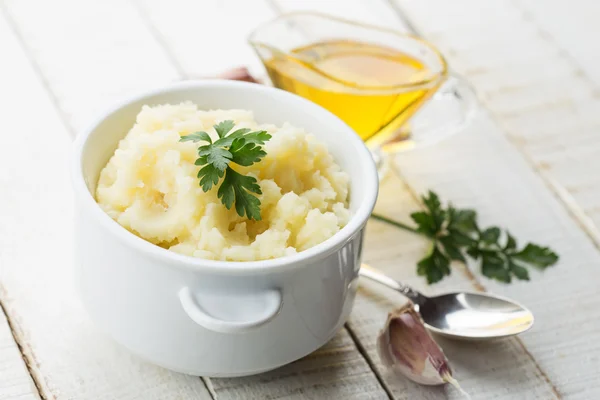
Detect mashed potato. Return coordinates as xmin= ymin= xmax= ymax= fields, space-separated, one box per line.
xmin=96 ymin=103 xmax=351 ymax=261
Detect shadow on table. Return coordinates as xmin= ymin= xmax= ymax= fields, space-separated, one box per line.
xmin=208 ymin=330 xmax=394 ymax=398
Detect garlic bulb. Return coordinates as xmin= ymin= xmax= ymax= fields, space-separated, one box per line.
xmin=377 ymin=302 xmax=452 ymax=385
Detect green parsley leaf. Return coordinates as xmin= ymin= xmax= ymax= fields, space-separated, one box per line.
xmin=448 ymin=228 xmax=477 ymax=246
xmin=371 ymin=191 xmax=560 ymax=284
xmin=214 ymin=128 xmax=251 ymax=147
xmin=504 ymin=231 xmax=517 ymax=251
xmin=447 ymin=207 xmax=477 ymax=233
xmin=417 ymin=245 xmax=451 ymax=284
xmin=509 ymin=260 xmax=530 ymax=281
xmin=439 ymin=235 xmax=467 ymax=263
xmin=180 ymin=120 xmax=271 ymax=220
xmin=466 ymin=245 xmax=481 ymax=259
xmin=513 ymin=244 xmax=559 ymax=268
xmin=214 ymin=120 xmax=235 ymax=138
xmin=213 ymin=129 xmax=271 ymax=148
xmin=229 ymin=138 xmax=267 ymax=166
xmin=217 ymin=169 xmax=262 ymax=220
xmin=180 ymin=131 xmax=212 ymax=143
xmin=196 ymin=164 xmax=224 ymax=192
xmin=422 ymin=191 xmax=446 ymax=232
xmin=410 ymin=211 xmax=437 ymax=237
xmin=481 ymin=253 xmax=511 ymax=283
xmin=242 ymin=130 xmax=271 ymax=145
xmin=198 ymin=145 xmax=232 ymax=172
xmin=481 ymin=227 xmax=501 ymax=244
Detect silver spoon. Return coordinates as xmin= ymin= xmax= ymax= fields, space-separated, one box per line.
xmin=359 ymin=264 xmax=534 ymax=340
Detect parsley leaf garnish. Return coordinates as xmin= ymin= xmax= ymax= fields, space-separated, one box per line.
xmin=180 ymin=120 xmax=271 ymax=220
xmin=371 ymin=191 xmax=559 ymax=284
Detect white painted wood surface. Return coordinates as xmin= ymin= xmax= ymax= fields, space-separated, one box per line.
xmin=0 ymin=1 xmax=386 ymax=399
xmin=0 ymin=307 xmax=39 ymax=400
xmin=0 ymin=12 xmax=49 ymax=400
xmin=392 ymin=0 xmax=600 ymax=240
xmin=0 ymin=0 xmax=599 ymax=398
xmin=0 ymin=6 xmax=213 ymax=400
xmin=388 ymin=2 xmax=600 ymax=397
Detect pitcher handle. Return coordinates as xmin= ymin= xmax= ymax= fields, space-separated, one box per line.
xmin=380 ymin=73 xmax=478 ymax=153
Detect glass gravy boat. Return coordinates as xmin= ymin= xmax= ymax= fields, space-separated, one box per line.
xmin=248 ymin=12 xmax=476 ymax=162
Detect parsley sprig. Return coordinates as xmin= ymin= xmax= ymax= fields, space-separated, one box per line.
xmin=371 ymin=191 xmax=559 ymax=284
xmin=180 ymin=120 xmax=271 ymax=220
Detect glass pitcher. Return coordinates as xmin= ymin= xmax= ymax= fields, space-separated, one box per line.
xmin=248 ymin=12 xmax=477 ymax=171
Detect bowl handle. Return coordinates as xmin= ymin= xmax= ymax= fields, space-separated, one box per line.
xmin=178 ymin=287 xmax=283 ymax=334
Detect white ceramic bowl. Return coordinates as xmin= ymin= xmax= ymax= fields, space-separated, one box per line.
xmin=71 ymin=80 xmax=378 ymax=377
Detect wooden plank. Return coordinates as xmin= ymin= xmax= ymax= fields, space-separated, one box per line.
xmin=382 ymin=2 xmax=600 ymax=397
xmin=515 ymin=0 xmax=600 ymax=87
xmin=385 ymin=110 xmax=600 ymax=400
xmin=210 ymin=330 xmax=389 ymax=399
xmin=273 ymin=0 xmax=600 ymax=398
xmin=0 ymin=306 xmax=39 ymax=400
xmin=391 ymin=0 xmax=600 ymax=242
xmin=129 ymin=2 xmax=428 ymax=398
xmin=131 ymin=0 xmax=394 ymax=399
xmin=2 ymin=0 xmax=391 ymax=398
xmin=507 ymin=0 xmax=600 ymax=237
xmin=3 ymin=0 xmax=181 ymax=135
xmin=0 ymin=5 xmax=214 ymax=400
xmin=343 ymin=173 xmax=559 ymax=400
xmin=268 ymin=0 xmax=564 ymax=398
xmin=140 ymin=0 xmax=595 ymax=397
xmin=133 ymin=0 xmax=277 ymax=79
xmin=6 ymin=0 xmax=599 ymax=399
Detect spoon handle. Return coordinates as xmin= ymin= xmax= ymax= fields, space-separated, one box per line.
xmin=359 ymin=264 xmax=427 ymax=305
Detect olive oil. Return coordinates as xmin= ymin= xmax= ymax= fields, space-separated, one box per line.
xmin=263 ymin=40 xmax=443 ymax=146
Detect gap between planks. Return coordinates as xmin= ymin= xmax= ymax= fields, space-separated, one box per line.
xmin=389 ymin=162 xmax=562 ymax=400
xmin=0 ymin=2 xmax=76 ymax=140
xmin=506 ymin=0 xmax=600 ymax=254
xmin=129 ymin=0 xmax=398 ymax=398
xmin=344 ymin=323 xmax=394 ymax=400
xmin=0 ymin=4 xmax=66 ymax=399
xmin=131 ymin=0 xmax=187 ymax=79
xmin=382 ymin=0 xmax=564 ymax=398
xmin=0 ymin=0 xmax=575 ymax=397
xmin=59 ymin=0 xmax=569 ymax=397
xmin=0 ymin=0 xmax=393 ymax=398
xmin=0 ymin=289 xmax=43 ymax=400
xmin=0 ymin=2 xmax=214 ymax=399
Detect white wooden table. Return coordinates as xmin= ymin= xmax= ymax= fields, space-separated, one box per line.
xmin=1 ymin=0 xmax=599 ymax=399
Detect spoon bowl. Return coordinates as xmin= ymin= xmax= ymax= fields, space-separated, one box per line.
xmin=359 ymin=264 xmax=534 ymax=340
xmin=418 ymin=291 xmax=534 ymax=340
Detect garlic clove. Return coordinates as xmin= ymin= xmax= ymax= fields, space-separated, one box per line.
xmin=377 ymin=302 xmax=452 ymax=385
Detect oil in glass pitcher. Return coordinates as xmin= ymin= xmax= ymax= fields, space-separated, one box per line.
xmin=249 ymin=12 xmax=476 ymax=157
xmin=263 ymin=39 xmax=443 ymax=146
